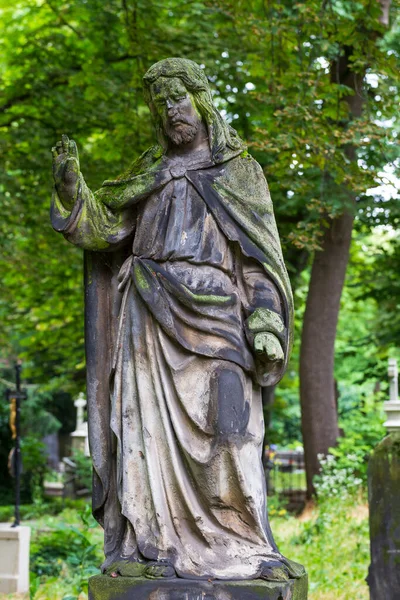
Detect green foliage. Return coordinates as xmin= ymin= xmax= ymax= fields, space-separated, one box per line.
xmin=21 ymin=385 xmax=62 ymax=438
xmin=30 ymin=505 xmax=101 ymax=596
xmin=313 ymin=379 xmax=385 ymax=499
xmin=0 ymin=373 xmax=61 ymax=503
xmin=335 ymin=230 xmax=400 ymax=384
xmin=337 ymin=399 xmax=385 ymax=471
xmin=0 ymin=0 xmax=234 ymax=394
xmin=0 ymin=2 xmax=399 ymax=550
xmin=1 ymin=0 xmax=398 ymax=397
xmin=29 ymin=573 xmax=41 ymax=600
xmin=21 ymin=435 xmax=48 ymax=498
xmin=214 ymin=0 xmax=399 ymax=252
xmin=352 ymin=230 xmax=400 ymax=351
xmin=274 ymin=493 xmax=370 ymax=598
xmin=0 ymin=497 xmax=74 ymax=522
xmin=267 ymin=493 xmax=289 ymax=518
xmin=71 ymin=449 xmax=92 ymax=491
xmin=314 ymin=453 xmax=364 ymax=500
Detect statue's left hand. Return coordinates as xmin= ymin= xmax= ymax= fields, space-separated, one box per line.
xmin=254 ymin=332 xmax=284 ymax=362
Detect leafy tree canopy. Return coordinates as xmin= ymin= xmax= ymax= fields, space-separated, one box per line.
xmin=0 ymin=0 xmax=398 ymax=421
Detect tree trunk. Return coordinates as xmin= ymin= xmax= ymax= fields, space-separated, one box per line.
xmin=300 ymin=49 xmax=360 ymax=496
xmin=300 ymin=209 xmax=354 ymax=496
xmin=299 ymin=0 xmax=391 ymax=495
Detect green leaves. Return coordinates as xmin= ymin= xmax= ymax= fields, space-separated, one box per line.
xmin=215 ymin=0 xmax=399 ymax=254
xmin=0 ymin=0 xmax=235 ymax=395
xmin=0 ymin=0 xmax=398 ymax=452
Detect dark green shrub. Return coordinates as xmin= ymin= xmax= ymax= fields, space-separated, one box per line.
xmin=30 ymin=509 xmax=100 ymax=578
xmin=71 ymin=449 xmax=92 ymax=492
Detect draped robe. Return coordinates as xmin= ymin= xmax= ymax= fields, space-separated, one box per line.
xmin=51 ymin=145 xmax=300 ymax=580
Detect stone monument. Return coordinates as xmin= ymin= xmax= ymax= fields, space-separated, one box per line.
xmin=71 ymin=392 xmax=89 ymax=456
xmin=0 ymin=524 xmax=30 ymax=594
xmin=368 ymin=358 xmax=400 ymax=599
xmin=51 ymin=58 xmax=307 ymax=599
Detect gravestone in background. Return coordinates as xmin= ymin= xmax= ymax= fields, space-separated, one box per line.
xmin=50 ymin=57 xmax=307 ymax=599
xmin=368 ymin=358 xmax=400 ymax=599
xmin=70 ymin=392 xmax=89 ymax=456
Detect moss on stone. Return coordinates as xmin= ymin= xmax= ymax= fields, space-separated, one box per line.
xmin=368 ymin=432 xmax=400 ymax=593
xmin=88 ymin=573 xmax=308 ymax=600
xmin=134 ymin=264 xmax=150 ymax=291
xmin=182 ymin=285 xmax=232 ymax=305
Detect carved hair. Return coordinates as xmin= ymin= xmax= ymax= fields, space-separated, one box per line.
xmin=143 ymin=57 xmax=244 ymax=159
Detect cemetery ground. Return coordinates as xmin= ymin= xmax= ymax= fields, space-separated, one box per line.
xmin=0 ymin=491 xmax=369 ymax=600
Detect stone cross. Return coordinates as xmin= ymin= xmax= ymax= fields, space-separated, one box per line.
xmin=74 ymin=392 xmax=87 ymax=432
xmin=71 ymin=392 xmax=89 ymax=456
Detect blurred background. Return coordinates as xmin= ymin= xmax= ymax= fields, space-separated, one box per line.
xmin=0 ymin=1 xmax=399 ymax=598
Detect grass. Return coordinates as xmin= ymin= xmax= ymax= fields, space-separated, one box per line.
xmin=1 ymin=494 xmax=370 ymax=600
xmin=270 ymin=494 xmax=370 ymax=600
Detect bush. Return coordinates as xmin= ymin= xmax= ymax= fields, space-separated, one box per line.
xmin=313 ymin=387 xmax=386 ymax=501
xmin=30 ymin=505 xmax=101 ymax=597
xmin=71 ymin=449 xmax=92 ymax=492
xmin=314 ymin=453 xmax=364 ymax=501
xmin=31 ymin=524 xmax=98 ymax=578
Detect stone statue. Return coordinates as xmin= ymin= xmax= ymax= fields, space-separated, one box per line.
xmin=51 ymin=58 xmax=305 ymax=587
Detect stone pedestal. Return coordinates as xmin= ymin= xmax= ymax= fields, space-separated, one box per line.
xmin=71 ymin=392 xmax=90 ymax=456
xmin=71 ymin=421 xmax=89 ymax=455
xmin=367 ymin=434 xmax=400 ymax=599
xmin=0 ymin=524 xmax=30 ymax=593
xmin=88 ymin=574 xmax=308 ymax=600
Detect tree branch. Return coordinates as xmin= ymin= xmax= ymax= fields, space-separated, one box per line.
xmin=44 ymin=0 xmax=83 ymax=39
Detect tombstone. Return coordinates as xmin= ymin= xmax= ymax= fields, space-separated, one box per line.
xmin=367 ymin=358 xmax=400 ymax=599
xmin=0 ymin=525 xmax=30 ymax=594
xmin=43 ymin=433 xmax=60 ymax=469
xmin=70 ymin=392 xmax=89 ymax=456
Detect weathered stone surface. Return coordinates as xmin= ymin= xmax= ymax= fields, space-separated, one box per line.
xmin=0 ymin=524 xmax=30 ymax=593
xmin=367 ymin=433 xmax=400 ymax=599
xmin=51 ymin=57 xmax=305 ymax=585
xmin=384 ymin=358 xmax=400 ymax=433
xmin=88 ymin=574 xmax=308 ymax=600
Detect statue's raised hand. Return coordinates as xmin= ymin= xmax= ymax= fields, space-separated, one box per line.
xmin=52 ymin=134 xmax=80 ymax=209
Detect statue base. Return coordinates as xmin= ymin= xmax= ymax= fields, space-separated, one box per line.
xmin=88 ymin=573 xmax=308 ymax=599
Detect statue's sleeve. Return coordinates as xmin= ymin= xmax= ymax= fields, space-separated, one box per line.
xmin=237 ymin=253 xmax=286 ymax=349
xmin=51 ymin=166 xmax=172 ymax=251
xmin=235 ymin=251 xmax=287 ymax=387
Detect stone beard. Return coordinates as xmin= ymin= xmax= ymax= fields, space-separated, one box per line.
xmin=51 ymin=58 xmax=305 ymax=585
xmin=165 ymin=114 xmax=199 ymax=146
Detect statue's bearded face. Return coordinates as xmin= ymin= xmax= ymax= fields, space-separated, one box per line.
xmin=150 ymin=77 xmax=202 ymax=146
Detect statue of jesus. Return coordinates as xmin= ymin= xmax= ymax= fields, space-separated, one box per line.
xmin=51 ymin=58 xmax=304 ymax=584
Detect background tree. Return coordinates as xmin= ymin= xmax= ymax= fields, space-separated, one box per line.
xmin=213 ymin=0 xmax=399 ymax=495
xmin=0 ymin=0 xmax=399 ymax=499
